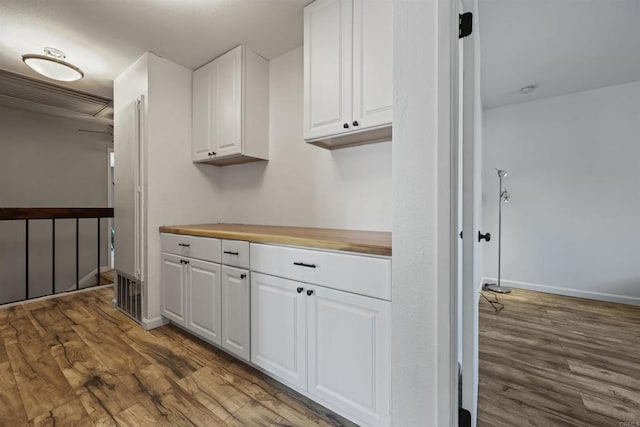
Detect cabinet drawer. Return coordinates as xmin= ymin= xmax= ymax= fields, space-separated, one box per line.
xmin=250 ymin=244 xmax=391 ymax=301
xmin=161 ymin=233 xmax=221 ymax=263
xmin=222 ymin=240 xmax=250 ymax=268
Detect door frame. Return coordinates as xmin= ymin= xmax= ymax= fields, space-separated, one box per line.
xmin=106 ymin=146 xmax=114 ymax=269
xmin=454 ymin=0 xmax=482 ymax=424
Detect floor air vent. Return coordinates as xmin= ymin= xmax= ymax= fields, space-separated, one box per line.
xmin=116 ymin=272 xmax=143 ymax=323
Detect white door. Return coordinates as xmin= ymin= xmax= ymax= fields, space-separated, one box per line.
xmin=251 ymin=272 xmax=307 ymax=390
xmin=161 ymin=253 xmax=186 ymax=326
xmin=187 ymin=258 xmax=222 ymax=345
xmin=221 ymin=265 xmax=250 ymax=361
xmin=213 ymin=46 xmax=243 ymax=158
xmin=352 ymin=0 xmax=393 ymax=130
xmin=304 ymin=0 xmax=353 ymax=140
xmin=461 ymin=2 xmax=483 ymax=424
xmin=307 ymin=286 xmax=390 ymax=427
xmin=192 ymin=63 xmax=214 ymax=161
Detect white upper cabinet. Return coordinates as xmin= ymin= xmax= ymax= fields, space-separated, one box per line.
xmin=304 ymin=0 xmax=392 ymax=149
xmin=304 ymin=0 xmax=353 ymax=140
xmin=352 ymin=0 xmax=393 ymax=129
xmin=192 ymin=45 xmax=269 ymax=165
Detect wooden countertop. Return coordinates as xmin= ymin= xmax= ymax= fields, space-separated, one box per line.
xmin=159 ymin=224 xmax=392 ymax=256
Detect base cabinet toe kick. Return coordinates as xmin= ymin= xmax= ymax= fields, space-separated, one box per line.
xmin=160 ymin=233 xmax=391 ymax=426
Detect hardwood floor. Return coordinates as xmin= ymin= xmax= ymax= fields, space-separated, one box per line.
xmin=478 ymin=288 xmax=640 ymax=426
xmin=0 ymin=287 xmax=355 ymax=426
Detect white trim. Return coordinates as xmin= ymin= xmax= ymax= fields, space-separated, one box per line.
xmin=482 ymin=277 xmax=640 ymax=306
xmin=142 ymin=316 xmax=169 ymax=330
xmin=439 ymin=0 xmax=459 ymax=425
xmin=0 ymin=284 xmax=114 ymax=309
xmin=107 ymin=146 xmax=114 ymax=269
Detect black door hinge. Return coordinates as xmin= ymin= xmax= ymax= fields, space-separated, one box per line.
xmin=459 ymin=12 xmax=473 ymax=39
xmin=459 ymin=407 xmax=472 ymax=426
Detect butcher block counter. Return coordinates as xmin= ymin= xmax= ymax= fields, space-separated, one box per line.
xmin=158 ymin=223 xmax=392 ymax=256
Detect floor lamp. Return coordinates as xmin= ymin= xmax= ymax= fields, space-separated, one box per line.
xmin=485 ymin=169 xmax=511 ymax=294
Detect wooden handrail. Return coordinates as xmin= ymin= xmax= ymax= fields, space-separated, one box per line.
xmin=0 ymin=208 xmax=114 ymax=220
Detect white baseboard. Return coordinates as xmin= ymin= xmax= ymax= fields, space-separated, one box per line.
xmin=142 ymin=316 xmax=169 ymax=330
xmin=482 ymin=277 xmax=640 ymax=306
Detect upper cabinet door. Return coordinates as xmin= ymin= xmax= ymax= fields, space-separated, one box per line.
xmin=352 ymin=0 xmax=393 ymax=129
xmin=304 ymin=0 xmax=353 ymax=140
xmin=212 ymin=46 xmax=243 ymax=158
xmin=187 ymin=258 xmax=222 ymax=345
xmin=192 ymin=63 xmax=214 ymax=162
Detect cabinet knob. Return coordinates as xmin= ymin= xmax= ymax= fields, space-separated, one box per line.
xmin=306 ymin=289 xmax=314 ymax=296
xmin=343 ymin=123 xmax=349 ymax=129
xmin=352 ymin=121 xmax=359 ymax=127
xmin=178 ymin=243 xmax=190 ymax=247
xmin=297 ymin=287 xmax=304 ymax=294
xmin=240 ymin=274 xmax=247 ymax=279
xmin=180 ymin=259 xmax=189 ymax=264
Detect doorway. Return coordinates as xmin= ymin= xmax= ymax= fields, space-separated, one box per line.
xmin=458 ymin=1 xmax=640 ymax=425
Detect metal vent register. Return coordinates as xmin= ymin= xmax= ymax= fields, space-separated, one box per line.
xmin=116 ymin=272 xmax=143 ymax=323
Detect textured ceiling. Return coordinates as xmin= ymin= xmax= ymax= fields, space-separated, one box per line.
xmin=479 ymin=0 xmax=640 ymax=108
xmin=0 ymin=0 xmax=309 ymax=99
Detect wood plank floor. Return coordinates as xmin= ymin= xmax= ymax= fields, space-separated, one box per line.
xmin=0 ymin=287 xmax=356 ymax=426
xmin=478 ymin=288 xmax=640 ymax=426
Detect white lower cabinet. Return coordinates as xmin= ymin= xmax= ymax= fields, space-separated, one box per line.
xmin=187 ymin=258 xmax=222 ymax=345
xmin=162 ymin=235 xmax=391 ymax=427
xmin=251 ymin=273 xmax=307 ymax=390
xmin=161 ymin=253 xmax=187 ymax=326
xmin=221 ymin=265 xmax=251 ymax=361
xmin=307 ymin=286 xmax=390 ymax=427
xmin=162 ymin=253 xmax=222 ymax=343
xmin=251 ymin=272 xmax=390 ymax=426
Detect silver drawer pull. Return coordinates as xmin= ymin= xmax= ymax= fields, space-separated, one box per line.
xmin=178 ymin=243 xmax=190 ymax=247
xmin=293 ymin=262 xmax=316 ymax=269
xmin=224 ymin=251 xmax=239 ymax=255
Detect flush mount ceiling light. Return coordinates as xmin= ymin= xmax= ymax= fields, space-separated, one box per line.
xmin=519 ymin=85 xmax=537 ymax=95
xmin=22 ymin=47 xmax=84 ymax=82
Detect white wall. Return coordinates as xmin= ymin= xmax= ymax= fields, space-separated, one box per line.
xmin=144 ymin=54 xmax=223 ymax=323
xmin=114 ymin=53 xmax=222 ymax=323
xmin=392 ymin=0 xmax=456 ymax=425
xmin=482 ymin=81 xmax=640 ymax=304
xmin=220 ymin=47 xmax=392 ymax=232
xmin=0 ymin=105 xmax=112 ymax=303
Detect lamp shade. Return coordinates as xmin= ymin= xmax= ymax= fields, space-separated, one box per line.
xmin=22 ymin=48 xmax=83 ymax=82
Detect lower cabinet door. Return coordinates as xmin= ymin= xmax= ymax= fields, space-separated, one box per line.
xmin=161 ymin=253 xmax=186 ymax=326
xmin=251 ymin=272 xmax=307 ymax=390
xmin=307 ymin=286 xmax=391 ymax=427
xmin=221 ymin=265 xmax=250 ymax=361
xmin=187 ymin=258 xmax=222 ymax=345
